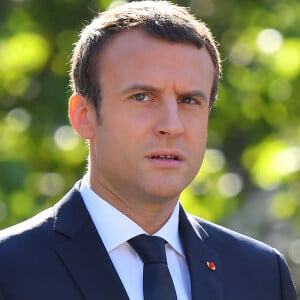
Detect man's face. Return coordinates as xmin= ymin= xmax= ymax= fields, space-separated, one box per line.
xmin=89 ymin=29 xmax=215 ymax=209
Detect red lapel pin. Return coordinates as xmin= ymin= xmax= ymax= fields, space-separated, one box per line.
xmin=206 ymin=261 xmax=216 ymax=271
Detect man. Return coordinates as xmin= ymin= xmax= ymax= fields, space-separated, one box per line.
xmin=0 ymin=1 xmax=297 ymax=299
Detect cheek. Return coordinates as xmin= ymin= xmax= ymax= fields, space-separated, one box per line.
xmin=188 ymin=124 xmax=208 ymax=172
xmin=94 ymin=117 xmax=139 ymax=156
xmin=189 ymin=116 xmax=208 ymax=146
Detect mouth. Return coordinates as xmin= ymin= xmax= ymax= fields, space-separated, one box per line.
xmin=151 ymin=155 xmax=179 ymax=161
xmin=147 ymin=150 xmax=184 ymax=162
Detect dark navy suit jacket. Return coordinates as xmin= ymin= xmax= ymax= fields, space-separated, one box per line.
xmin=0 ymin=182 xmax=297 ymax=299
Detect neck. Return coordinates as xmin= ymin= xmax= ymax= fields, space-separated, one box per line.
xmin=87 ymin=175 xmax=178 ymax=234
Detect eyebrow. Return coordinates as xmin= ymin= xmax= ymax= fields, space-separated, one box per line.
xmin=121 ymin=84 xmax=162 ymax=95
xmin=121 ymin=84 xmax=209 ymax=102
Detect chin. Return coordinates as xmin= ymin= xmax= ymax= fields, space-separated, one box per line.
xmin=144 ymin=183 xmax=187 ymax=202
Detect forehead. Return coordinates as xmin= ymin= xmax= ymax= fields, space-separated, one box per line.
xmin=98 ymin=29 xmax=215 ymax=96
xmin=99 ymin=28 xmax=212 ymax=70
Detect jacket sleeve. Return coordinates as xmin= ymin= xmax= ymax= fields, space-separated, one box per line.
xmin=0 ymin=287 xmax=4 ymax=300
xmin=275 ymin=250 xmax=297 ymax=300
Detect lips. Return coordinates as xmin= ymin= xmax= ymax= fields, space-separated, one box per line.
xmin=147 ymin=151 xmax=184 ymax=161
xmin=151 ymin=155 xmax=179 ymax=160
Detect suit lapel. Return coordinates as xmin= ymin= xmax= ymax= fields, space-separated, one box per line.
xmin=179 ymin=206 xmax=223 ymax=300
xmin=53 ymin=183 xmax=129 ymax=300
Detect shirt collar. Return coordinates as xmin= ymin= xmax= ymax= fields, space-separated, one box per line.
xmin=80 ymin=179 xmax=185 ymax=256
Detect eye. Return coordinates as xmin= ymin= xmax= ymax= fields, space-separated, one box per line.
xmin=132 ymin=93 xmax=150 ymax=102
xmin=180 ymin=96 xmax=197 ymax=105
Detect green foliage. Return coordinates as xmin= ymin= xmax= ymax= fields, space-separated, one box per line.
xmin=0 ymin=0 xmax=299 ymax=294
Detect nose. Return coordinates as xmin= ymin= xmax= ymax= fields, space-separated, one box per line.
xmin=154 ymin=99 xmax=184 ymax=137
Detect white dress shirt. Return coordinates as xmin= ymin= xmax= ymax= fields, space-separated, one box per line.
xmin=80 ymin=180 xmax=191 ymax=300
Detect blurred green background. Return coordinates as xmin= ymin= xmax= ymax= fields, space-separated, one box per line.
xmin=0 ymin=0 xmax=299 ymax=295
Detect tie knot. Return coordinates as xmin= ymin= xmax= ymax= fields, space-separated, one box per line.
xmin=128 ymin=234 xmax=167 ymax=264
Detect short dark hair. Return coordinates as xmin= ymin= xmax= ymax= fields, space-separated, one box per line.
xmin=70 ymin=0 xmax=222 ymax=117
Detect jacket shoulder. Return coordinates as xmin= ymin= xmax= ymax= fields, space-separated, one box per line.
xmin=0 ymin=181 xmax=83 ymax=249
xmin=188 ymin=214 xmax=297 ymax=299
xmin=0 ymin=207 xmax=56 ymax=251
xmin=189 ymin=213 xmax=275 ymax=253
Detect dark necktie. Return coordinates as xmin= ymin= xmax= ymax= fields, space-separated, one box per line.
xmin=128 ymin=234 xmax=177 ymax=300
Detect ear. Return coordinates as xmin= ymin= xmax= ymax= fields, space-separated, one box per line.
xmin=68 ymin=93 xmax=97 ymax=139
